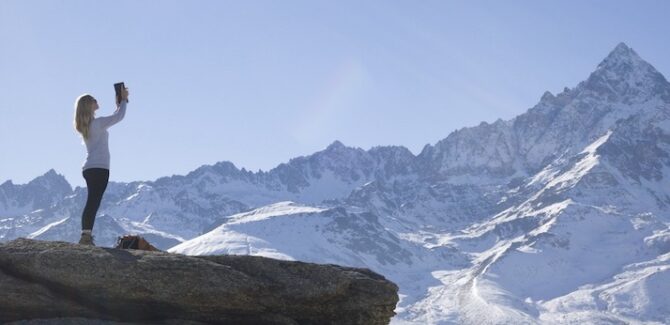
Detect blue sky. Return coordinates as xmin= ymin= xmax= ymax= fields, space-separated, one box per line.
xmin=1 ymin=1 xmax=669 ymax=187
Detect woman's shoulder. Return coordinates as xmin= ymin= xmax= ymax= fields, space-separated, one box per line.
xmin=89 ymin=118 xmax=106 ymax=130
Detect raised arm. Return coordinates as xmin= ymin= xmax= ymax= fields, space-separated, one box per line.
xmin=97 ymin=99 xmax=128 ymax=129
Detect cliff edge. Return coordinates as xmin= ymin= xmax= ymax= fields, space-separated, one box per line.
xmin=0 ymin=238 xmax=398 ymax=324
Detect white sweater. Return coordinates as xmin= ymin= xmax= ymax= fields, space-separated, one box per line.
xmin=81 ymin=100 xmax=127 ymax=170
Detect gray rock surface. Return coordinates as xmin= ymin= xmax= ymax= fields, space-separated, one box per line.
xmin=0 ymin=238 xmax=398 ymax=324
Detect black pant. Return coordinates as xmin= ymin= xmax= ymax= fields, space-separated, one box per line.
xmin=81 ymin=168 xmax=109 ymax=231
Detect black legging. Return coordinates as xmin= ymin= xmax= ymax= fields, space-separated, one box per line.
xmin=81 ymin=168 xmax=109 ymax=231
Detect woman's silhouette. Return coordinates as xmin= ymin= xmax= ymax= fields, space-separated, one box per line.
xmin=73 ymin=86 xmax=129 ymax=246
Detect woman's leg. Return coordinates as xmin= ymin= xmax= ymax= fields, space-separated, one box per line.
xmin=81 ymin=168 xmax=110 ymax=231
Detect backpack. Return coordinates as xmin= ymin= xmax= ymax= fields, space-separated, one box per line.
xmin=115 ymin=235 xmax=161 ymax=251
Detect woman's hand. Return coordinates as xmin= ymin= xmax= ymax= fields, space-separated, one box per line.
xmin=121 ymin=87 xmax=129 ymax=101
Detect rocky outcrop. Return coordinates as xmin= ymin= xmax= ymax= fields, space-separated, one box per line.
xmin=0 ymin=238 xmax=398 ymax=324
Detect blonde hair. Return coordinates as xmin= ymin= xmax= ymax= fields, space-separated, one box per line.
xmin=74 ymin=94 xmax=96 ymax=140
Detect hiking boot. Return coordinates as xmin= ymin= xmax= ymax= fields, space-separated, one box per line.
xmin=79 ymin=232 xmax=96 ymax=246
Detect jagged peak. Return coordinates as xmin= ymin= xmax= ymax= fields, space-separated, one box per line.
xmin=578 ymin=42 xmax=670 ymax=101
xmin=326 ymin=140 xmax=346 ymax=151
xmin=596 ymin=42 xmax=645 ymax=71
xmin=2 ymin=169 xmax=74 ymax=193
xmin=317 ymin=140 xmax=364 ymax=158
xmin=43 ymin=168 xmax=58 ymax=177
xmin=197 ymin=160 xmax=240 ymax=175
xmin=607 ymin=42 xmax=636 ymax=59
xmin=613 ymin=42 xmax=630 ymax=51
xmin=541 ymin=90 xmax=555 ymax=101
xmin=31 ymin=169 xmax=67 ymax=184
xmin=591 ymin=42 xmax=664 ymax=82
xmin=213 ymin=160 xmax=238 ymax=170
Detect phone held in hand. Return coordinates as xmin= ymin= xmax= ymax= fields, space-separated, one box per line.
xmin=114 ymin=82 xmax=128 ymax=104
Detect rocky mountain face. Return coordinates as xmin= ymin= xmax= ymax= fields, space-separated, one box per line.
xmin=417 ymin=42 xmax=670 ymax=182
xmin=2 ymin=42 xmax=670 ymax=324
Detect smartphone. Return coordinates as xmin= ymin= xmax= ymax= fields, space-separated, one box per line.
xmin=114 ymin=82 xmax=128 ymax=103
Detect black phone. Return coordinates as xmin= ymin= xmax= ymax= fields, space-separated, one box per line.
xmin=114 ymin=82 xmax=128 ymax=103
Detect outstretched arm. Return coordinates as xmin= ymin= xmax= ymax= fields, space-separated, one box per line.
xmin=98 ymin=87 xmax=129 ymax=129
xmin=97 ymin=99 xmax=128 ymax=129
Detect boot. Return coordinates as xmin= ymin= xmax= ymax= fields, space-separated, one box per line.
xmin=79 ymin=231 xmax=95 ymax=246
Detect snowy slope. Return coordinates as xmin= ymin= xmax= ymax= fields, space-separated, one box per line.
xmin=169 ymin=43 xmax=670 ymax=324
xmin=169 ymin=201 xmax=471 ymax=314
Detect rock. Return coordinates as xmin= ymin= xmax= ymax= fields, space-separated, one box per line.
xmin=0 ymin=238 xmax=398 ymax=324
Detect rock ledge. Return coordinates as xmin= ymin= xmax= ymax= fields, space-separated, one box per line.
xmin=0 ymin=238 xmax=398 ymax=324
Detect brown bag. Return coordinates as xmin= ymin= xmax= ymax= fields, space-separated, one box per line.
xmin=115 ymin=235 xmax=160 ymax=251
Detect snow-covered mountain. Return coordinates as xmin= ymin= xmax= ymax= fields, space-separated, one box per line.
xmin=2 ymin=42 xmax=670 ymax=324
xmin=0 ymin=140 xmax=420 ymax=246
xmin=0 ymin=169 xmax=72 ymax=216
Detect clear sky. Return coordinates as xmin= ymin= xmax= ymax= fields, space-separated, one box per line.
xmin=1 ymin=1 xmax=669 ymax=187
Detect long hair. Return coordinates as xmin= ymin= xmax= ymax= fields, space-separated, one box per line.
xmin=74 ymin=94 xmax=96 ymax=140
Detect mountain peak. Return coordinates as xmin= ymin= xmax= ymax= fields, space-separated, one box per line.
xmin=28 ymin=169 xmax=72 ymax=193
xmin=43 ymin=168 xmax=58 ymax=177
xmin=35 ymin=169 xmax=63 ymax=181
xmin=326 ymin=140 xmax=346 ymax=151
xmin=597 ymin=42 xmax=643 ymax=71
xmin=540 ymin=90 xmax=555 ymax=101
xmin=611 ymin=42 xmax=635 ymax=57
xmin=0 ymin=179 xmax=13 ymax=188
xmin=582 ymin=42 xmax=670 ymax=102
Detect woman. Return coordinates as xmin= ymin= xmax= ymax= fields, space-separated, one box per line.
xmin=73 ymin=87 xmax=129 ymax=246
